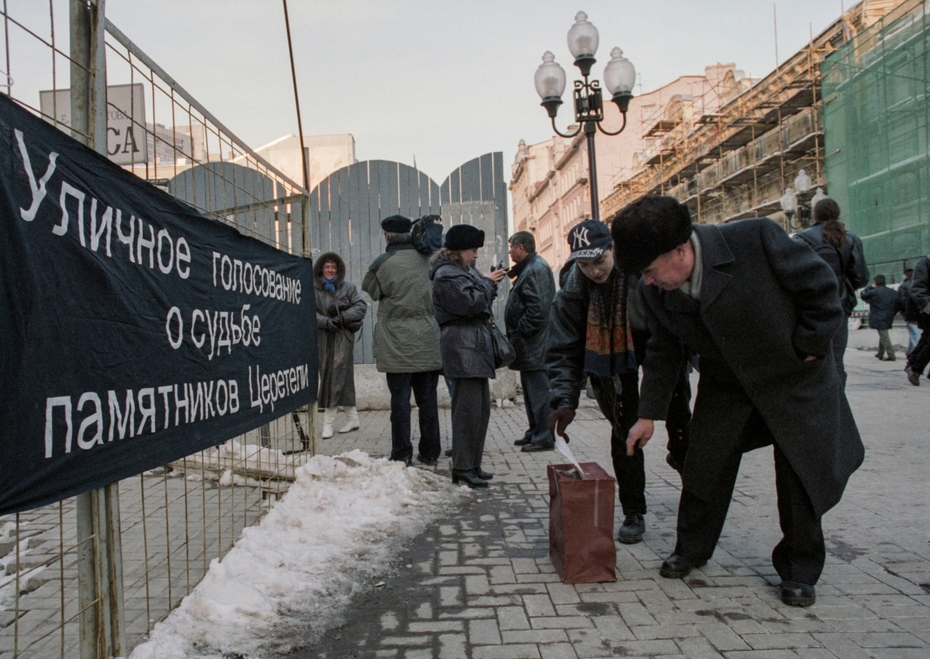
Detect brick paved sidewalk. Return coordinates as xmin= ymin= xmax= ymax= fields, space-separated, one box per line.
xmin=295 ymin=349 xmax=930 ymax=659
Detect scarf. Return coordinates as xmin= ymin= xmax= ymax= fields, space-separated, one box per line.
xmin=322 ymin=275 xmax=337 ymax=292
xmin=583 ymin=269 xmax=637 ymax=378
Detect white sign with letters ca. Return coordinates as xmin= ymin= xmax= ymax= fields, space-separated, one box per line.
xmin=39 ymin=82 xmax=147 ymax=165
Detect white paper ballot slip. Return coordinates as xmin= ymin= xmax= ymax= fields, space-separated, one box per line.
xmin=555 ymin=434 xmax=585 ymax=478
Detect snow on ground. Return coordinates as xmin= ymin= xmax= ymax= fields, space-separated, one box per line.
xmin=127 ymin=450 xmax=464 ymax=659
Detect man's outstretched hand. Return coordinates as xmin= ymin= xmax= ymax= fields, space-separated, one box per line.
xmin=626 ymin=418 xmax=655 ymax=456
xmin=548 ymin=408 xmax=576 ymax=442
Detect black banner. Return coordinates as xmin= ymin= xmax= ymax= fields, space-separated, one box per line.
xmin=0 ymin=95 xmax=317 ymax=515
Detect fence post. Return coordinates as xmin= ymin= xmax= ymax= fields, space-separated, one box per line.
xmin=300 ymin=199 xmax=321 ymax=456
xmin=72 ymin=1 xmax=126 ymax=657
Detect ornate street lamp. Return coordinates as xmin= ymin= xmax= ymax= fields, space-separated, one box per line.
xmin=534 ymin=11 xmax=636 ymax=222
xmin=779 ymin=169 xmax=824 ymax=231
xmin=780 ymin=187 xmax=799 ymax=229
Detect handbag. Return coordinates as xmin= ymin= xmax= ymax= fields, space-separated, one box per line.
xmin=342 ymin=319 xmax=363 ymax=332
xmin=488 ymin=316 xmax=516 ymax=369
xmin=334 ymin=295 xmax=363 ymax=332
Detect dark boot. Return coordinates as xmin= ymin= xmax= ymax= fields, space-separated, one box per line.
xmin=780 ymin=581 xmax=816 ymax=607
xmin=616 ymin=513 xmax=645 ymax=544
xmin=451 ymin=469 xmax=488 ymax=489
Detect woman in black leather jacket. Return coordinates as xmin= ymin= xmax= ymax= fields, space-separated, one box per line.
xmin=429 ymin=224 xmax=506 ymax=488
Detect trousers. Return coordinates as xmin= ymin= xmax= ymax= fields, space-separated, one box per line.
xmin=592 ymin=371 xmax=645 ymax=515
xmin=632 ymin=329 xmax=692 ymax=466
xmin=876 ymin=329 xmax=895 ymax=359
xmin=386 ymin=370 xmax=441 ymax=462
xmin=675 ymin=408 xmax=825 ymax=586
xmin=520 ymin=369 xmax=554 ymax=447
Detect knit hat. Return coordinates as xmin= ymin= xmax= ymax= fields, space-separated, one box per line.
xmin=566 ymin=219 xmax=613 ymax=261
xmin=380 ymin=214 xmax=412 ymax=233
xmin=611 ymin=196 xmax=692 ymax=273
xmin=444 ymin=224 xmax=485 ymax=250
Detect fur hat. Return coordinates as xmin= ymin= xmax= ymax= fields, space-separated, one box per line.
xmin=380 ymin=214 xmax=412 ymax=233
xmin=610 ymin=196 xmax=692 ymax=273
xmin=444 ymin=224 xmax=485 ymax=250
xmin=567 ymin=219 xmax=613 ymax=261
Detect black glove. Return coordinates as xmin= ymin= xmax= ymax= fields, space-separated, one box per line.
xmin=326 ymin=318 xmax=339 ymax=332
xmin=548 ymin=408 xmax=576 ymax=442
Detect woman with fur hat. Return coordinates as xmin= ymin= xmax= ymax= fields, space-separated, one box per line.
xmin=314 ymin=252 xmax=367 ymax=439
xmin=429 ymin=224 xmax=507 ymax=488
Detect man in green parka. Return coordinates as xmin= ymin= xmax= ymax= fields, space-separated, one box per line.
xmin=363 ymin=215 xmax=443 ymax=466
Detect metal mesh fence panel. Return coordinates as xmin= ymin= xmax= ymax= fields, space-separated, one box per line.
xmin=0 ymin=3 xmax=315 ymax=657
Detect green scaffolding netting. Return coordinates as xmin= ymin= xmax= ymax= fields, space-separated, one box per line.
xmin=823 ymin=0 xmax=930 ymax=281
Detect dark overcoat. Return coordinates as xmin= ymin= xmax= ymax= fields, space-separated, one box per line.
xmin=504 ymin=252 xmax=556 ymax=372
xmin=638 ymin=219 xmax=864 ymax=517
xmin=429 ymin=254 xmax=497 ymax=379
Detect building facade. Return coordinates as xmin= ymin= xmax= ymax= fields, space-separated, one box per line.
xmin=823 ymin=0 xmax=930 ymax=279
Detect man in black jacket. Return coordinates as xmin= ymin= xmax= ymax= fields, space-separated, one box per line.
xmin=614 ymin=196 xmax=863 ymax=607
xmin=505 ymin=232 xmax=557 ymax=452
xmin=905 ymin=256 xmax=930 ymax=385
xmin=860 ymin=274 xmax=899 ymax=361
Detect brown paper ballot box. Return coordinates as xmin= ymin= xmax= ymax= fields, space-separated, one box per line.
xmin=547 ymin=462 xmax=617 ymax=584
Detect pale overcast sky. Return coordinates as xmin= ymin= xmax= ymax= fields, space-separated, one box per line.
xmin=18 ymin=1 xmax=851 ymax=185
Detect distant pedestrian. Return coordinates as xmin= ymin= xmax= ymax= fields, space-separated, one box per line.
xmin=614 ymin=196 xmax=863 ymax=607
xmin=363 ymin=215 xmax=443 ymax=467
xmin=315 ymin=252 xmax=367 ymax=439
xmin=546 ymin=219 xmax=648 ymax=544
xmin=860 ymin=274 xmax=899 ymax=361
xmin=896 ymin=268 xmax=920 ymax=355
xmin=793 ymin=197 xmax=869 ymax=385
xmin=430 ymin=224 xmax=507 ymax=488
xmin=905 ymin=256 xmax=930 ymax=386
xmin=505 ymin=231 xmax=556 ymax=454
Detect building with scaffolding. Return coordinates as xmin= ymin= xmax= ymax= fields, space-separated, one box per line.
xmin=823 ymin=0 xmax=930 ymax=278
xmin=599 ymin=0 xmax=902 ymax=238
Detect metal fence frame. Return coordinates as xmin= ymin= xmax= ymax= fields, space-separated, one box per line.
xmin=0 ymin=2 xmax=316 ymax=657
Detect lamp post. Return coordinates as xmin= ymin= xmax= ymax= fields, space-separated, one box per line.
xmin=534 ymin=11 xmax=636 ymax=222
xmin=779 ymin=169 xmax=826 ymax=230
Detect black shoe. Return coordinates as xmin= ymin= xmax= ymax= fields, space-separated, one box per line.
xmin=780 ymin=581 xmax=816 ymax=607
xmin=906 ymin=366 xmax=921 ymax=386
xmin=521 ymin=442 xmax=555 ymax=453
xmin=616 ymin=513 xmax=645 ymax=544
xmin=513 ymin=438 xmax=531 ymax=446
xmin=476 ymin=469 xmax=494 ymax=480
xmin=884 ymin=356 xmax=896 ymax=361
xmin=416 ymin=454 xmax=438 ymax=467
xmin=444 ymin=448 xmax=453 ymax=457
xmin=451 ymin=469 xmax=488 ymax=489
xmin=875 ymin=353 xmax=883 ymax=359
xmin=659 ymin=553 xmax=706 ymax=579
